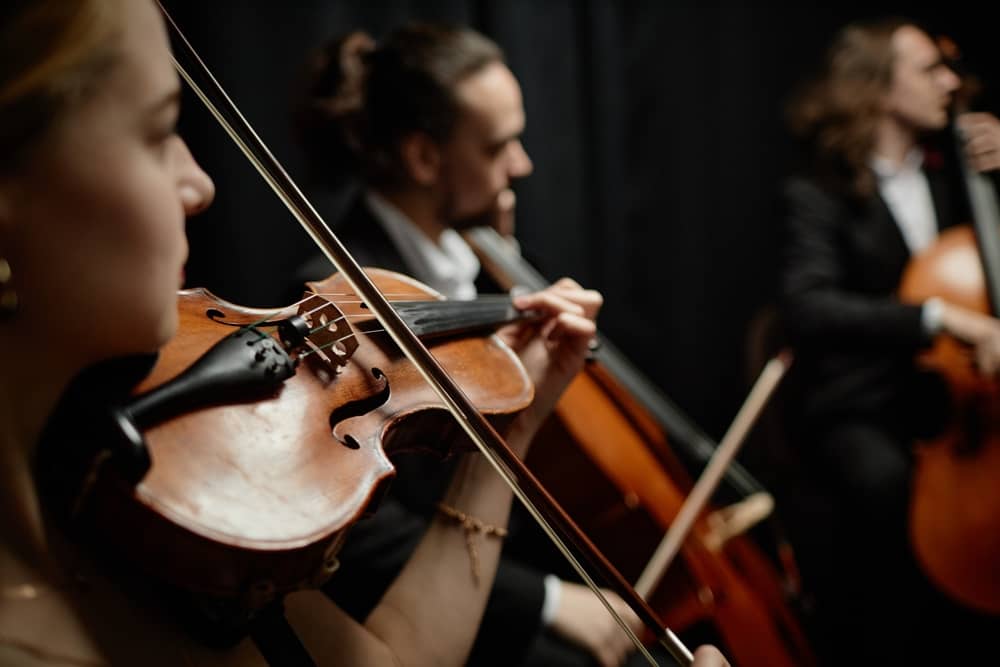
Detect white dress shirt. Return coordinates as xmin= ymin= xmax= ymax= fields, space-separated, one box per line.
xmin=871 ymin=147 xmax=938 ymax=255
xmin=870 ymin=148 xmax=944 ymax=334
xmin=365 ymin=191 xmax=480 ymax=301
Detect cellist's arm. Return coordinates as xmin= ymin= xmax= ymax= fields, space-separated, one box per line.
xmin=782 ymin=158 xmax=1000 ymax=369
xmin=781 ymin=177 xmax=929 ymax=347
xmin=935 ymin=302 xmax=1000 ymax=375
xmin=692 ymin=645 xmax=731 ymax=667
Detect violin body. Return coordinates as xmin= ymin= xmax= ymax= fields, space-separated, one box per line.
xmin=64 ymin=269 xmax=532 ymax=604
xmin=900 ymin=225 xmax=1000 ymax=613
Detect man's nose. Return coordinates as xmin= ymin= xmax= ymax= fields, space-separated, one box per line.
xmin=509 ymin=140 xmax=533 ymax=178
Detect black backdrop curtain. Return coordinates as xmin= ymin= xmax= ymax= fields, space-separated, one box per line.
xmin=165 ymin=0 xmax=997 ymax=454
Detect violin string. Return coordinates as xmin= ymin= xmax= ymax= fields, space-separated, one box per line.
xmin=299 ymin=297 xmax=524 ymax=350
xmin=232 ymin=293 xmax=511 ymax=341
xmin=205 ymin=298 xmax=369 ymax=353
xmin=225 ymin=294 xmax=316 ymax=336
xmin=294 ymin=297 xmax=391 ymax=339
xmin=211 ymin=296 xmax=514 ymax=365
xmin=213 ymin=295 xmax=364 ymax=342
xmin=300 ymin=313 xmax=481 ymax=360
xmin=289 ymin=291 xmax=439 ymax=304
xmin=257 ymin=294 xmax=472 ymax=342
xmin=298 ymin=330 xmax=363 ymax=360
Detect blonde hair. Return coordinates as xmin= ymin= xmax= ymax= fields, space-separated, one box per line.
xmin=0 ymin=0 xmax=120 ymax=172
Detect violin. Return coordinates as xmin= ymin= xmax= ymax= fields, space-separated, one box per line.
xmin=42 ymin=269 xmax=535 ymax=600
xmin=898 ymin=38 xmax=1000 ymax=614
xmin=464 ymin=224 xmax=816 ymax=666
xmin=39 ymin=5 xmax=699 ymax=665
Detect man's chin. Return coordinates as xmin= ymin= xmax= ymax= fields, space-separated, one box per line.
xmin=929 ymin=109 xmax=952 ymax=129
xmin=449 ymin=206 xmax=496 ymax=232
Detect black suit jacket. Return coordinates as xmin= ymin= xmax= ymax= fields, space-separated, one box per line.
xmin=294 ymin=195 xmax=411 ymax=284
xmin=780 ymin=165 xmax=962 ymax=426
xmin=294 ymin=194 xmax=548 ymax=666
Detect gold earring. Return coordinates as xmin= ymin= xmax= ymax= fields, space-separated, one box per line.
xmin=0 ymin=258 xmax=18 ymax=317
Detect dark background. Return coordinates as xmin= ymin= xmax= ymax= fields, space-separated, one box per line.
xmin=166 ymin=0 xmax=998 ymax=461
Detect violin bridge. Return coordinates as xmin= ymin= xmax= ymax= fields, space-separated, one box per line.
xmin=295 ymin=294 xmax=359 ymax=377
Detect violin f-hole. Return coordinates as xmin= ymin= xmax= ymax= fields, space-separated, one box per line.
xmin=329 ymin=367 xmax=391 ymax=450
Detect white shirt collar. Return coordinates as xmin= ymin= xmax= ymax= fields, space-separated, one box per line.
xmin=364 ymin=190 xmax=480 ymax=301
xmin=870 ymin=146 xmax=924 ymax=179
xmin=869 ymin=147 xmax=938 ymax=254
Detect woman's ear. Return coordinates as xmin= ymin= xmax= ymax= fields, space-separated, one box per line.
xmin=399 ymin=131 xmax=442 ymax=187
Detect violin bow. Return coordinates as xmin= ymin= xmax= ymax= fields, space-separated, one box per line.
xmin=158 ymin=4 xmax=692 ymax=665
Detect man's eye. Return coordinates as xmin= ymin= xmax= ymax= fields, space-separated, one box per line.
xmin=488 ymin=141 xmax=509 ymax=156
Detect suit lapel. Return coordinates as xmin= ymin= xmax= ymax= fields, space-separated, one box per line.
xmin=337 ymin=194 xmax=411 ymax=274
xmin=866 ymin=193 xmax=912 ymax=264
xmin=865 ymin=162 xmax=955 ymax=268
xmin=926 ymin=167 xmax=960 ymax=232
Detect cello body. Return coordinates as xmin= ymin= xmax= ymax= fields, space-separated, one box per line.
xmin=900 ymin=225 xmax=1000 ymax=614
xmin=528 ymin=350 xmax=815 ymax=667
xmin=897 ymin=46 xmax=1000 ymax=607
xmin=465 ymin=226 xmax=816 ymax=666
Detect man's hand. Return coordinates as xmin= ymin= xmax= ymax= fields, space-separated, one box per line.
xmin=692 ymin=645 xmax=731 ymax=667
xmin=958 ymin=112 xmax=1000 ymax=173
xmin=549 ymin=582 xmax=641 ymax=667
xmin=940 ymin=301 xmax=1000 ymax=375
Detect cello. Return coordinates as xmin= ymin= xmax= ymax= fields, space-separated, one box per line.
xmin=899 ymin=39 xmax=1000 ymax=614
xmin=464 ymin=223 xmax=816 ymax=666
